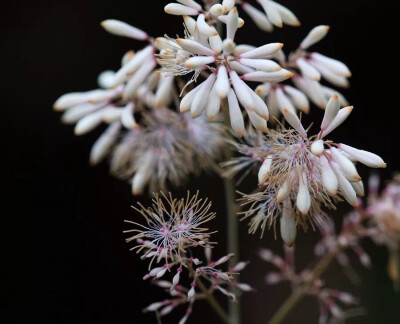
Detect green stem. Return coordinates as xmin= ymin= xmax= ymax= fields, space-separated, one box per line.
xmin=268 ymin=249 xmax=338 ymax=324
xmin=196 ymin=277 xmax=230 ymax=324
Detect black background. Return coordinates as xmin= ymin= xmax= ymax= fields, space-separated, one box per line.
xmin=3 ymin=0 xmax=400 ymax=323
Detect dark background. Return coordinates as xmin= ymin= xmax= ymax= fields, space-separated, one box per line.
xmin=3 ymin=0 xmax=400 ymax=323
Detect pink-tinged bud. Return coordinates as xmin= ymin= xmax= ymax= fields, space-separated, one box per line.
xmin=100 ymin=20 xmax=148 ymax=40
xmin=328 ymin=301 xmax=344 ymax=319
xmin=319 ymin=155 xmax=338 ymax=195
xmin=336 ymin=292 xmax=358 ymax=305
xmin=215 ymin=253 xmax=234 ymax=266
xmin=160 ymin=304 xmax=175 ymax=316
xmin=164 ymin=3 xmax=199 ymax=16
xmin=144 ymin=301 xmax=166 ymax=312
xmin=258 ymin=156 xmax=273 ymax=184
xmin=296 ymin=172 xmax=311 ymax=215
xmin=265 ymin=272 xmax=283 ymax=284
xmin=330 ymin=147 xmax=361 ymax=182
xmin=282 ymin=108 xmax=307 ymax=138
xmin=259 ymin=249 xmax=274 ymax=261
xmin=338 ymin=143 xmax=386 ymax=168
xmin=216 ymin=286 xmax=236 ymax=301
xmin=297 ymin=58 xmax=321 ymax=81
xmin=280 ymin=199 xmax=297 ymax=246
xmin=131 ymin=168 xmax=149 ymax=195
xmin=172 ymin=270 xmax=181 ymax=288
xmin=227 ymin=89 xmax=245 ymax=137
xmin=231 ymin=261 xmax=249 ymax=272
xmin=311 ymin=139 xmax=324 ymax=156
xmin=236 ymin=283 xmax=253 ymax=291
xmin=300 ymin=25 xmax=330 ymax=50
xmin=149 ymin=266 xmax=164 ymax=277
xmin=187 ymin=285 xmax=195 ymax=301
xmin=258 ymin=0 xmax=283 ymax=27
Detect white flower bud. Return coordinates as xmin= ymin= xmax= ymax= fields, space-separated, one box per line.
xmin=176 ymin=38 xmax=215 ymax=56
xmin=228 ymin=60 xmax=254 ymax=74
xmin=222 ymin=38 xmax=235 ymax=55
xmin=227 ymin=88 xmax=245 ymax=137
xmin=320 ymin=94 xmax=340 ymax=130
xmin=89 ymin=122 xmax=120 ymax=165
xmin=338 ymin=143 xmax=386 ymax=168
xmin=97 ymin=70 xmax=115 ymax=89
xmin=191 ymin=74 xmax=216 ymax=117
xmin=210 ymin=4 xmax=224 ymax=16
xmin=231 ymin=261 xmax=249 ymax=272
xmin=330 ymin=161 xmax=358 ymax=206
xmin=145 ymin=301 xmax=165 ymax=312
xmin=100 ymin=19 xmax=148 ymax=40
xmin=206 ymin=87 xmax=221 ymax=120
xmin=74 ymin=109 xmax=106 ymax=135
xmin=292 ymin=76 xmax=327 ymax=108
xmin=226 ymin=7 xmax=239 ymax=40
xmin=277 ymin=180 xmax=290 ymax=202
xmin=54 ymin=92 xmax=90 ymax=111
xmin=282 ymin=108 xmax=307 ymax=138
xmin=330 ymin=147 xmax=361 ymax=182
xmin=160 ymin=304 xmax=175 ymax=316
xmin=209 ymin=34 xmax=223 ymax=53
xmin=351 ymin=180 xmax=365 ymax=197
xmin=222 ymin=0 xmax=235 ymax=12
xmin=251 ymin=90 xmax=269 ymax=120
xmin=239 ymin=42 xmax=283 ymax=59
xmin=155 ymin=75 xmax=174 ymax=107
xmin=241 ymin=69 xmax=293 ymax=82
xmin=61 ymin=103 xmax=100 ymax=124
xmin=321 ymin=106 xmax=353 ymax=138
xmin=197 ymin=14 xmax=218 ymax=36
xmin=121 ymin=102 xmax=137 ymax=129
xmin=319 ymin=155 xmax=338 ymax=195
xmin=271 ymin=0 xmax=300 ymax=26
xmin=280 ymin=199 xmax=297 ymax=246
xmin=311 ymin=139 xmax=324 ymax=156
xmin=164 ymin=3 xmax=199 ymax=16
xmin=239 ymin=58 xmax=281 ymax=72
xmin=296 ymin=172 xmax=311 ymax=215
xmin=258 ymin=156 xmax=273 ymax=184
xmin=184 ymin=55 xmax=215 ymax=69
xmin=258 ymin=0 xmax=283 ymax=28
xmin=241 ymin=3 xmax=273 ymax=32
xmin=321 ymin=86 xmax=349 ymax=106
xmin=300 ymin=25 xmax=330 ymax=50
xmin=248 ymin=110 xmax=268 ymax=132
xmin=297 ymin=58 xmax=321 ymax=81
xmin=187 ymin=285 xmax=195 ymax=301
xmin=180 ymin=84 xmax=202 ymax=112
xmin=123 ymin=59 xmax=157 ymax=100
xmin=283 ymin=85 xmax=309 ymax=113
xmin=177 ymin=0 xmax=202 ymax=10
xmin=275 ymin=88 xmax=295 ymax=114
xmin=311 ymin=52 xmax=351 ymax=77
xmin=156 ymin=267 xmax=168 ymax=278
xmin=309 ymin=59 xmax=350 ymax=88
xmin=230 ymin=70 xmax=255 ymax=111
xmin=233 ymin=44 xmax=256 ymax=56
xmin=236 ymin=283 xmax=253 ymax=291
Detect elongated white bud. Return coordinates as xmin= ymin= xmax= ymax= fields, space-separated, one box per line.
xmin=227 ymin=88 xmax=245 ymax=137
xmin=351 ymin=180 xmax=365 ymax=197
xmin=311 ymin=52 xmax=351 ymax=77
xmin=231 ymin=261 xmax=249 ymax=272
xmin=226 ymin=7 xmax=239 ymax=40
xmin=164 ymin=3 xmax=199 ymax=15
xmin=320 ymin=94 xmax=340 ymax=130
xmin=248 ymin=110 xmax=268 ymax=132
xmin=297 ymin=172 xmax=311 ymax=215
xmin=233 ymin=44 xmax=256 ymax=56
xmin=97 ymin=70 xmax=115 ymax=89
xmin=330 ymin=161 xmax=358 ymax=206
xmin=215 ymin=66 xmax=230 ymax=98
xmin=319 ymin=155 xmax=338 ymax=195
xmin=241 ymin=3 xmax=273 ymax=32
xmin=280 ymin=199 xmax=297 ymax=246
xmin=210 ymin=4 xmax=224 ymax=16
xmin=121 ymin=50 xmax=135 ymax=66
xmin=155 ymin=75 xmax=174 ymax=107
xmin=180 ymin=84 xmax=202 ymax=112
xmin=144 ymin=301 xmax=165 ymax=312
xmin=62 ymin=103 xmax=101 ymax=124
xmin=300 ymin=25 xmax=330 ymax=49
xmin=311 ymin=139 xmax=324 ymax=156
xmin=338 ymin=143 xmax=386 ymax=168
xmin=222 ymin=38 xmax=236 ymax=55
xmin=258 ymin=0 xmax=283 ymax=28
xmin=251 ymin=90 xmax=269 ymax=120
xmin=277 ymin=180 xmax=290 ymax=202
xmin=191 ymin=74 xmax=216 ymax=117
xmin=310 ymin=59 xmax=350 ymax=88
xmin=209 ymin=34 xmax=223 ymax=53
xmin=206 ymin=87 xmax=221 ymax=120
xmin=177 ymin=0 xmax=202 ymax=10
xmin=121 ymin=102 xmax=137 ymax=129
xmin=271 ymin=0 xmax=300 ymax=26
xmin=321 ymin=86 xmax=349 ymax=107
xmin=297 ymin=58 xmax=321 ymax=81
xmin=255 ymin=83 xmax=271 ymax=98
xmin=282 ymin=108 xmax=307 ymax=138
xmin=176 ymin=38 xmax=215 ymax=56
xmin=239 ymin=42 xmax=283 ymax=58
xmin=239 ymin=58 xmax=281 ymax=72
xmin=330 ymin=147 xmax=361 ymax=182
xmin=283 ymin=85 xmax=309 ymax=113
xmin=267 ymin=89 xmax=280 ymax=123
xmin=89 ymin=122 xmax=120 ymax=165
xmin=100 ymin=19 xmax=148 ymax=40
xmin=111 ymin=46 xmax=153 ymax=87
xmin=185 ymin=55 xmax=215 ymax=69
xmin=74 ymin=109 xmax=106 ymax=135
xmin=160 ymin=304 xmax=175 ymax=316
xmin=321 ymin=106 xmax=353 ymax=137
xmin=172 ymin=270 xmax=181 ymax=288
xmin=214 ymin=253 xmax=234 ymax=266
xmin=156 ymin=267 xmax=168 ymax=278
xmin=276 ymin=88 xmax=295 ymax=114
xmin=197 ymin=14 xmax=218 ymax=36
xmin=182 ymin=15 xmax=196 ymax=35
xmin=241 ymin=69 xmax=292 ymax=82
xmin=222 ymin=0 xmax=235 ymax=12
xmin=292 ymin=76 xmax=327 ymax=108
xmin=258 ymin=156 xmax=273 ymax=184
xmin=54 ymin=92 xmax=91 ymax=111
xmin=123 ymin=59 xmax=157 ymax=100
xmin=230 ymin=70 xmax=255 ymax=111
xmin=228 ymin=60 xmax=254 ymax=74
xmin=132 ymin=168 xmax=149 ymax=195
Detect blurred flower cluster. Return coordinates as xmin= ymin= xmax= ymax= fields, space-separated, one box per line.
xmin=124 ymin=192 xmax=251 ymax=323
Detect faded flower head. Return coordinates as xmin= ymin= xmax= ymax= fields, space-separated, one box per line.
xmin=124 ymin=191 xmax=251 ymax=323
xmin=234 ymin=94 xmax=386 ymax=245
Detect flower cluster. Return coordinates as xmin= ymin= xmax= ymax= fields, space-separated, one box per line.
xmin=124 ymin=192 xmax=251 ymax=323
xmin=231 ymin=95 xmax=386 ymax=244
xmin=54 ymin=19 xmax=228 ymax=195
